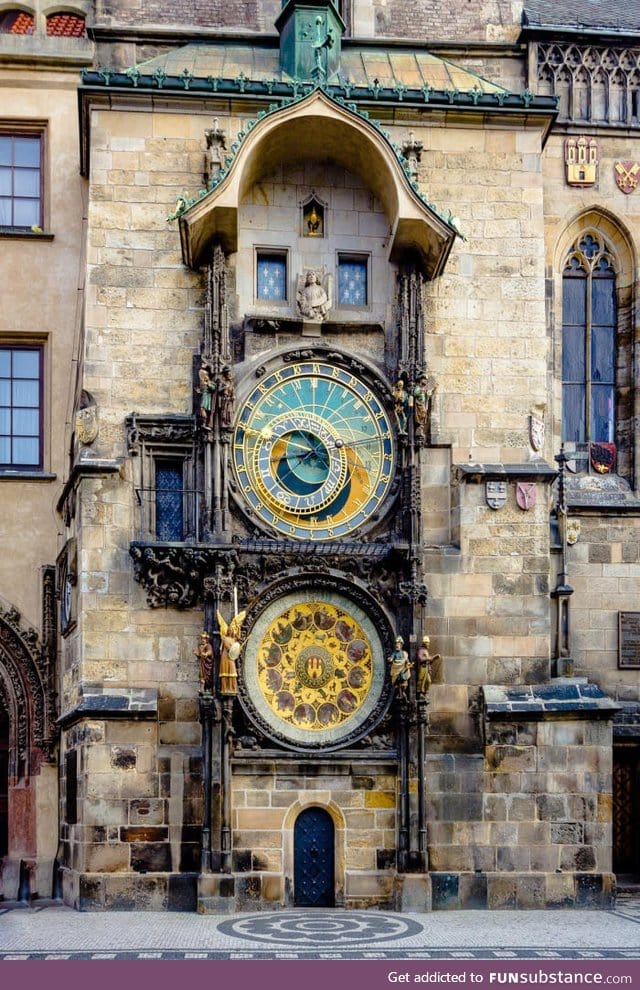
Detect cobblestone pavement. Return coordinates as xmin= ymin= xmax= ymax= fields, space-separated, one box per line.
xmin=1 ymin=896 xmax=639 ymax=960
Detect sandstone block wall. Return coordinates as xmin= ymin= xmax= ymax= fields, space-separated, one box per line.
xmin=425 ymin=715 xmax=614 ymax=909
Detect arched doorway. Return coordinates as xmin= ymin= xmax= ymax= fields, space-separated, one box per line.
xmin=293 ymin=806 xmax=335 ymax=907
xmin=0 ymin=709 xmax=8 ymax=857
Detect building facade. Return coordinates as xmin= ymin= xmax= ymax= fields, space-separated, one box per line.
xmin=2 ymin=0 xmax=640 ymax=911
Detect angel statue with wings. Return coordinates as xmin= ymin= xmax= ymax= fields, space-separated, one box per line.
xmin=217 ymin=609 xmax=246 ymax=696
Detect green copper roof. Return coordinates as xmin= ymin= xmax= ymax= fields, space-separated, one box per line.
xmin=128 ymin=42 xmax=508 ymax=95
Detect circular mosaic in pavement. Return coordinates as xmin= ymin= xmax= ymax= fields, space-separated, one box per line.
xmin=218 ymin=911 xmax=423 ymax=946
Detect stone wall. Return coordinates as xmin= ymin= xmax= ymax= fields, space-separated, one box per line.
xmin=61 ymin=714 xmax=202 ymax=910
xmin=425 ymin=710 xmax=614 ymax=909
xmin=93 ymin=0 xmax=523 ymax=44
xmin=198 ymin=759 xmax=398 ymax=911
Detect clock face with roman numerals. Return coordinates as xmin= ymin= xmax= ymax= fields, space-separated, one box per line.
xmin=232 ymin=360 xmax=395 ymax=541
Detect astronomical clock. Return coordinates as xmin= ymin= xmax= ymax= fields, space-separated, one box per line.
xmin=229 ymin=352 xmax=401 ymax=753
xmin=232 ymin=359 xmax=395 ymax=542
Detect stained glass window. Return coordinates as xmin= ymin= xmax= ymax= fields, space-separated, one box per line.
xmin=337 ymin=257 xmax=368 ymax=306
xmin=562 ymin=233 xmax=616 ymax=445
xmin=257 ymin=253 xmax=287 ymax=301
xmin=155 ymin=460 xmax=184 ymax=541
xmin=0 ymin=346 xmax=42 ymax=469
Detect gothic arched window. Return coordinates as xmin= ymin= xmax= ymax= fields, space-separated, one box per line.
xmin=562 ymin=232 xmax=617 ymax=448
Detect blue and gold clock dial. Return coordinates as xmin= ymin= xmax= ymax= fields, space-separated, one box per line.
xmin=232 ymin=361 xmax=395 ymax=541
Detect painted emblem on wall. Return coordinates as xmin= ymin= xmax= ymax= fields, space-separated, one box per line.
xmin=241 ymin=590 xmax=387 ymax=748
xmin=516 ymin=482 xmax=537 ymax=511
xmin=614 ymin=161 xmax=640 ymax=194
xmin=590 ymin=441 xmax=616 ymax=474
xmin=486 ymin=481 xmax=507 ymax=510
xmin=529 ymin=414 xmax=545 ymax=453
xmin=564 ymin=137 xmax=598 ymax=186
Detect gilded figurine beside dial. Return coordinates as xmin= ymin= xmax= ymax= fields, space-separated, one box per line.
xmin=232 ymin=360 xmax=396 ymax=541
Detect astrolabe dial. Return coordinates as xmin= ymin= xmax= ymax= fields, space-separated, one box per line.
xmin=232 ymin=360 xmax=395 ymax=541
xmin=242 ymin=591 xmax=387 ymax=748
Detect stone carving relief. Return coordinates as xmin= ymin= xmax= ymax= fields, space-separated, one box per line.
xmin=0 ymin=601 xmax=56 ymax=776
xmin=537 ymin=43 xmax=640 ymax=127
xmin=296 ymin=268 xmax=332 ymax=322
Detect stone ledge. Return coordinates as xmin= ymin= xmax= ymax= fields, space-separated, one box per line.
xmin=456 ymin=461 xmax=557 ymax=484
xmin=483 ymin=680 xmax=619 ymax=721
xmin=59 ymin=685 xmax=158 ymax=727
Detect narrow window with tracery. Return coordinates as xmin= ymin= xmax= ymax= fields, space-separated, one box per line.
xmin=562 ymin=232 xmax=617 ymax=457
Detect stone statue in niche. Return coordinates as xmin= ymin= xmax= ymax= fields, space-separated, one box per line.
xmin=388 ymin=635 xmax=412 ymax=699
xmin=412 ymin=374 xmax=437 ymax=443
xmin=416 ymin=635 xmax=440 ymax=696
xmin=204 ymin=117 xmax=226 ymax=187
xmin=392 ymin=379 xmax=409 ymax=434
xmin=217 ymin=365 xmax=235 ymax=430
xmin=197 ymin=360 xmax=215 ymax=430
xmin=194 ymin=630 xmax=214 ymax=693
xmin=296 ymin=269 xmax=331 ymax=322
xmin=217 ymin=609 xmax=246 ymax=696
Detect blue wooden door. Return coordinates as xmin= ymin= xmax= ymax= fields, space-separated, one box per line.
xmin=294 ymin=807 xmax=335 ymax=907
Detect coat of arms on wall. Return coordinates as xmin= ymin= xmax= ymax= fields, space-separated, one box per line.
xmin=486 ymin=481 xmax=507 ymax=510
xmin=614 ymin=161 xmax=640 ymax=194
xmin=516 ymin=482 xmax=537 ymax=511
xmin=590 ymin=442 xmax=616 ymax=474
xmin=564 ymin=137 xmax=598 ymax=186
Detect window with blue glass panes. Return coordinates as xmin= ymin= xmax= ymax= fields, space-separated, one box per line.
xmin=155 ymin=459 xmax=184 ymax=541
xmin=257 ymin=253 xmax=287 ymax=301
xmin=337 ymin=257 xmax=368 ymax=306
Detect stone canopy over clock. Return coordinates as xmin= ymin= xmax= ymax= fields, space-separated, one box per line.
xmin=232 ymin=355 xmax=396 ymax=541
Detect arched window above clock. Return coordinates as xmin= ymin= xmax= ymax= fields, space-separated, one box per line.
xmin=556 ymin=212 xmax=635 ymax=488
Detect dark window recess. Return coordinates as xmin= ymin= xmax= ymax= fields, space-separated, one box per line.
xmin=65 ymin=749 xmax=78 ymax=826
xmin=562 ymin=234 xmax=616 ymax=446
xmin=0 ymin=345 xmax=43 ymax=469
xmin=155 ymin=460 xmax=185 ymax=541
xmin=0 ymin=133 xmax=43 ymax=229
